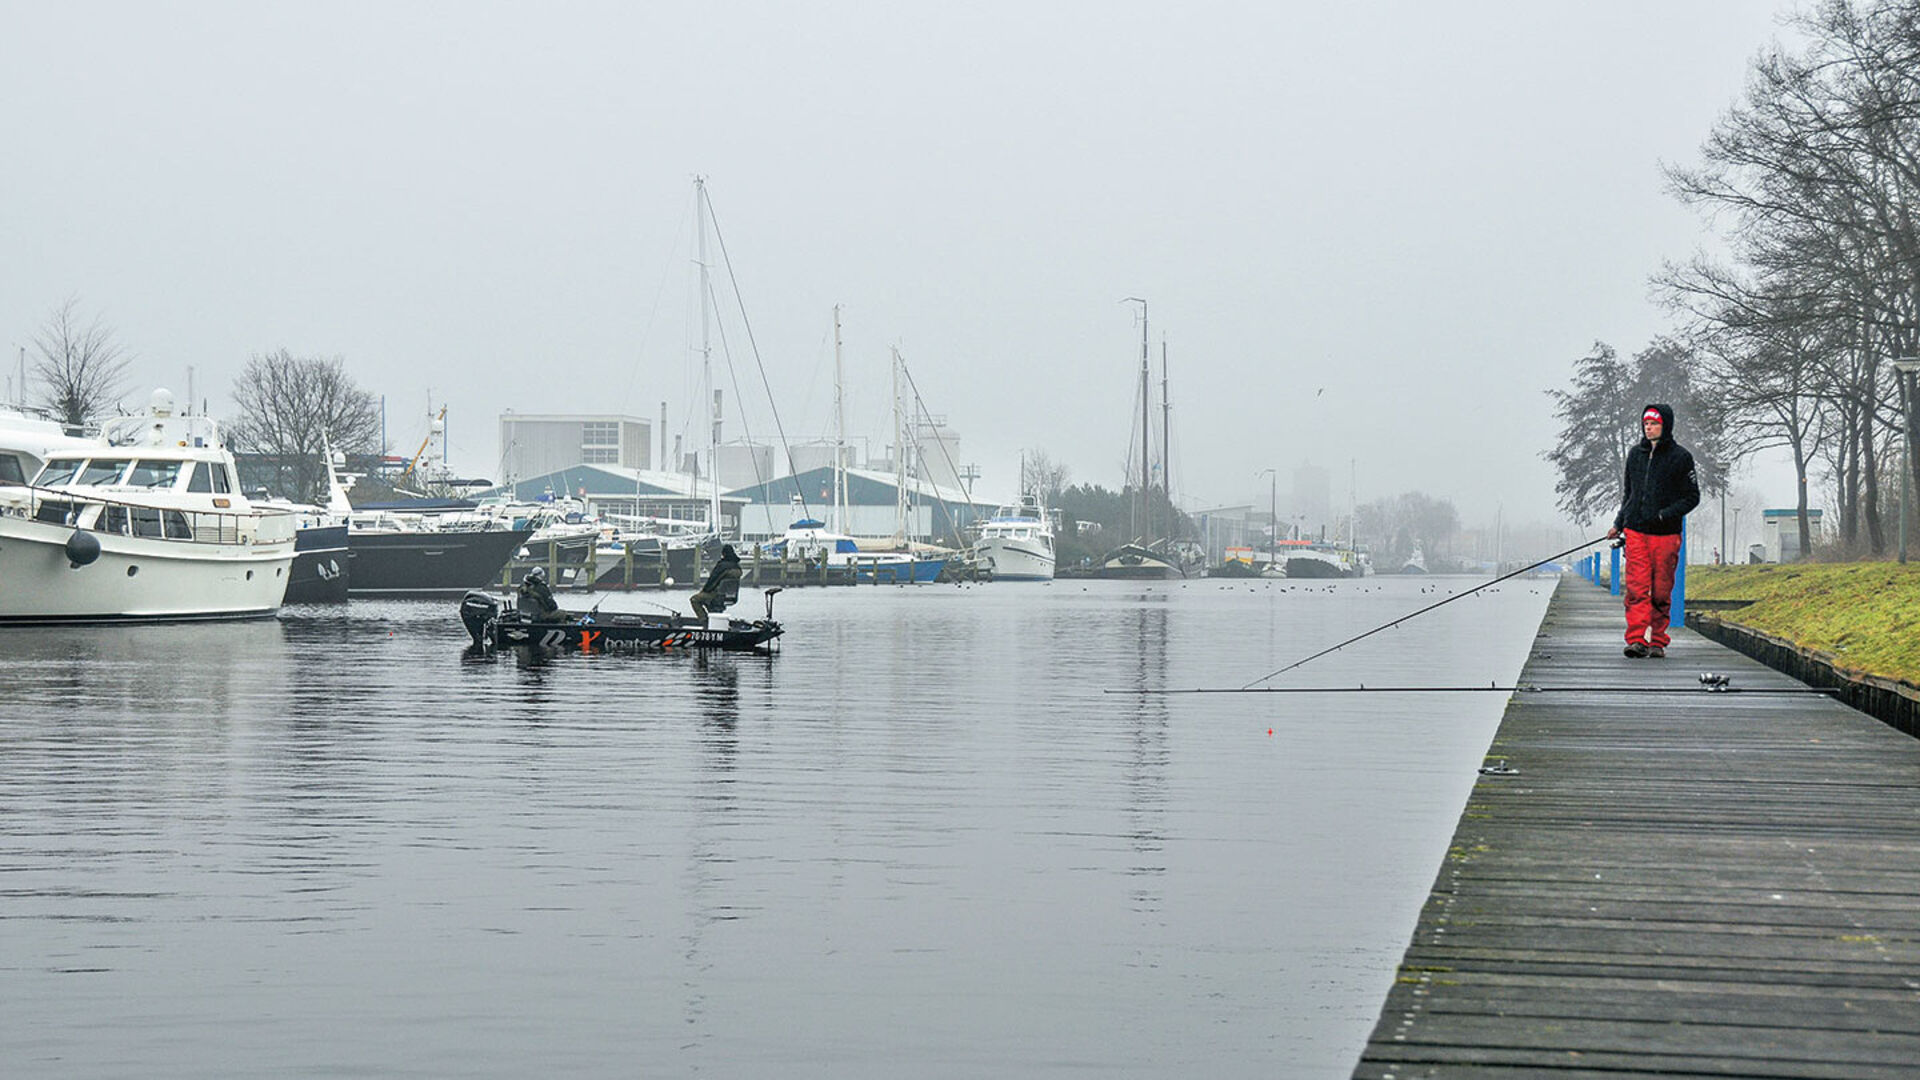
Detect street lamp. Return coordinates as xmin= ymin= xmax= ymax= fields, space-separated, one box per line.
xmin=1257 ymin=467 xmax=1277 ymax=573
xmin=1893 ymin=357 xmax=1920 ymax=564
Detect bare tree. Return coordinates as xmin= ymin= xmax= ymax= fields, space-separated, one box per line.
xmin=228 ymin=350 xmax=383 ymax=504
xmin=31 ymin=296 xmax=131 ymax=426
xmin=1021 ymin=448 xmax=1071 ymax=505
xmin=1662 ymin=0 xmax=1920 ymax=553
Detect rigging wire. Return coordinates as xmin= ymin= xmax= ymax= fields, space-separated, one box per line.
xmin=897 ymin=357 xmax=970 ymax=543
xmin=617 ymin=195 xmax=692 ymax=419
xmin=702 ymin=184 xmax=809 ymax=518
xmin=704 ymin=274 xmax=777 ymax=510
xmin=1235 ymin=535 xmax=1615 ymax=690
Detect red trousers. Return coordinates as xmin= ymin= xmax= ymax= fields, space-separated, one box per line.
xmin=1622 ymin=529 xmax=1682 ymax=648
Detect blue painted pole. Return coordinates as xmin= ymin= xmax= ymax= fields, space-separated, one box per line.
xmin=1673 ymin=519 xmax=1687 ymax=629
xmin=1609 ymin=544 xmax=1622 ymax=596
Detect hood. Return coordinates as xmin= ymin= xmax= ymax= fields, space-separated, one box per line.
xmin=1642 ymin=403 xmax=1675 ymax=445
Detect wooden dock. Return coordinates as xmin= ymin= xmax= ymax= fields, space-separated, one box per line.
xmin=1352 ymin=577 xmax=1920 ymax=1079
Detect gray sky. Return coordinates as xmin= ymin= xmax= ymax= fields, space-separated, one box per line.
xmin=1 ymin=1 xmax=1802 ymax=526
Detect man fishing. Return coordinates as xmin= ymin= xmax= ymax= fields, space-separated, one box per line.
xmin=517 ymin=565 xmax=565 ymax=622
xmin=689 ymin=544 xmax=743 ymax=622
xmin=1606 ymin=403 xmax=1700 ymax=659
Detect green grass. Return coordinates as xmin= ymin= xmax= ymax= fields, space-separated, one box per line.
xmin=1685 ymin=563 xmax=1920 ymax=684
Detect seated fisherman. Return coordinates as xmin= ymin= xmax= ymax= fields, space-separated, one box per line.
xmin=689 ymin=544 xmax=743 ymax=621
xmin=516 ymin=565 xmax=566 ymax=621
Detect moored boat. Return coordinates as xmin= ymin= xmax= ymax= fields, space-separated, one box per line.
xmin=1097 ymin=541 xmax=1184 ymax=579
xmin=972 ymin=493 xmax=1057 ymax=581
xmin=0 ymin=390 xmax=298 ymax=623
xmin=459 ymin=588 xmax=783 ymax=654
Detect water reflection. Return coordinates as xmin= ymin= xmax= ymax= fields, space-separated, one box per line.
xmin=1124 ymin=595 xmax=1171 ymax=915
xmin=0 ymin=583 xmax=1554 ymax=1079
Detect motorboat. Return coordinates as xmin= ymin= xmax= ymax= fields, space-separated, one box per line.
xmin=972 ymin=494 xmax=1057 ymax=580
xmin=0 ymin=404 xmax=93 ymax=486
xmin=0 ymin=389 xmax=298 ymax=622
xmin=1281 ymin=540 xmax=1367 ymax=579
xmin=459 ymin=583 xmax=783 ymax=654
xmin=340 ymin=495 xmax=532 ymax=598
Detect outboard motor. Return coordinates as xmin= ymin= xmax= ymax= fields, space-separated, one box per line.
xmin=65 ymin=529 xmax=101 ymax=569
xmin=460 ymin=590 xmax=500 ymax=649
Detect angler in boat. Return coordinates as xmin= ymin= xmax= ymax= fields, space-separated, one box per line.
xmin=516 ymin=565 xmax=566 ymax=620
xmin=689 ymin=545 xmax=743 ymax=620
xmin=460 ymin=557 xmax=782 ymax=655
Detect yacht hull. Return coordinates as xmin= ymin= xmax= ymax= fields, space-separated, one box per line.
xmin=973 ymin=538 xmax=1055 ymax=580
xmin=285 ymin=525 xmax=351 ymax=603
xmin=0 ymin=516 xmax=294 ymax=623
xmin=1096 ymin=544 xmax=1184 ymax=580
xmin=345 ymin=528 xmax=532 ymax=597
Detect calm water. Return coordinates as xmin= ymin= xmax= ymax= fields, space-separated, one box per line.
xmin=1 ymin=576 xmax=1552 ymax=1078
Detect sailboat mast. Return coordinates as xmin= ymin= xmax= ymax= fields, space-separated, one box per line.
xmin=833 ymin=305 xmax=848 ymax=536
xmin=1138 ymin=305 xmax=1151 ymax=543
xmin=1160 ymin=338 xmax=1171 ymax=534
xmin=892 ymin=345 xmax=907 ymax=545
xmin=696 ymin=176 xmax=721 ymax=535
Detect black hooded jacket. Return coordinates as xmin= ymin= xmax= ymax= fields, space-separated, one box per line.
xmin=699 ymin=545 xmax=742 ymax=594
xmin=1612 ymin=403 xmax=1700 ymax=537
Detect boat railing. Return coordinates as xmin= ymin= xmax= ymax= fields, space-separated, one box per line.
xmin=2 ymin=484 xmax=298 ymax=547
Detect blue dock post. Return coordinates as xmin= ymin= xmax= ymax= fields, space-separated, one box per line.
xmin=1673 ymin=520 xmax=1687 ymax=629
xmin=1609 ymin=543 xmax=1622 ymax=596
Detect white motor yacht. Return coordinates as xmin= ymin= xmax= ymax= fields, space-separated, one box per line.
xmin=0 ymin=390 xmax=298 ymax=622
xmin=0 ymin=403 xmax=93 ymax=486
xmin=972 ymin=494 xmax=1057 ymax=580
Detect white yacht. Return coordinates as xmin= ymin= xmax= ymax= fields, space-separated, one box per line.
xmin=0 ymin=403 xmax=93 ymax=486
xmin=0 ymin=389 xmax=298 ymax=622
xmin=972 ymin=494 xmax=1057 ymax=580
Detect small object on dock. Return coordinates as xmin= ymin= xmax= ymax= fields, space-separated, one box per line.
xmin=1698 ymin=672 xmax=1734 ymax=691
xmin=1478 ymin=759 xmax=1519 ymax=776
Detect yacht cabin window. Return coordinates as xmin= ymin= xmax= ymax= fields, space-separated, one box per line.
xmin=0 ymin=456 xmax=23 ymax=485
xmin=34 ymin=459 xmax=85 ymax=487
xmin=78 ymin=459 xmax=132 ymax=486
xmin=127 ymin=460 xmax=183 ymax=489
xmin=188 ymin=461 xmax=233 ymax=494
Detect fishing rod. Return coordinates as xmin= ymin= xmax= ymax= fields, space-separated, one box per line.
xmin=1236 ymin=534 xmax=1615 ymax=691
xmin=1107 ymin=683 xmax=1837 ymax=697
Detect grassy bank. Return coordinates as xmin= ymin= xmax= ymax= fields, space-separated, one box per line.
xmin=1685 ymin=563 xmax=1920 ymax=684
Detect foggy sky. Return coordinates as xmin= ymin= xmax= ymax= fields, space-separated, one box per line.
xmin=1 ymin=2 xmax=1802 ymax=527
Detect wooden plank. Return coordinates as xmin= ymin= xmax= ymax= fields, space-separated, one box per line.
xmin=1351 ymin=577 xmax=1920 ymax=1079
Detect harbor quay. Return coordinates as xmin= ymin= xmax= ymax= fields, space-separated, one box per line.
xmin=1352 ymin=577 xmax=1920 ymax=1078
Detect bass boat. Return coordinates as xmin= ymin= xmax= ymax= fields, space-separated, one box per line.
xmin=459 ymin=585 xmax=784 ymax=655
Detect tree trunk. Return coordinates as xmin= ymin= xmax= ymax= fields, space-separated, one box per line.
xmin=1864 ymin=395 xmax=1886 ymax=554
xmin=1841 ymin=402 xmax=1860 ymax=544
xmin=1790 ymin=427 xmax=1812 ymax=560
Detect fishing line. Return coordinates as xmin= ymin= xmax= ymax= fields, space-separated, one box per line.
xmin=1105 ymin=684 xmax=1838 ymax=696
xmin=1236 ymin=535 xmax=1615 ymax=691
